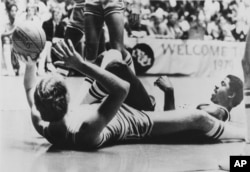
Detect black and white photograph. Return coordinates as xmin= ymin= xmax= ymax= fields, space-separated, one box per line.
xmin=1 ymin=0 xmax=250 ymax=171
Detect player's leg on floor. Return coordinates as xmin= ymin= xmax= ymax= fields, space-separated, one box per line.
xmin=85 ymin=14 xmax=104 ymax=63
xmin=149 ymin=109 xmax=244 ymax=141
xmin=82 ymin=60 xmax=155 ymax=111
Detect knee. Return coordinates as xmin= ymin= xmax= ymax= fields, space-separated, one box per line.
xmin=105 ymin=61 xmax=127 ymax=72
xmin=85 ymin=44 xmax=99 ymax=62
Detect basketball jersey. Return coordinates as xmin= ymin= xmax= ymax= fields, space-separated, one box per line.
xmin=43 ymin=104 xmax=153 ymax=148
xmin=196 ymin=103 xmax=231 ymax=122
xmin=96 ymin=104 xmax=153 ymax=147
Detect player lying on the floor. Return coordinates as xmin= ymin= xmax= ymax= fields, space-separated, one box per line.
xmin=154 ymin=74 xmax=243 ymax=122
xmin=82 ymin=51 xmax=243 ymax=123
xmin=18 ymin=39 xmax=245 ymax=150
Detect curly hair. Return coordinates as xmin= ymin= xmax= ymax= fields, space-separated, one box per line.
xmin=34 ymin=77 xmax=68 ymax=122
xmin=227 ymin=74 xmax=243 ymax=107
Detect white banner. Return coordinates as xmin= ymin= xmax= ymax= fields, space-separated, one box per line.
xmin=129 ymin=37 xmax=245 ymax=77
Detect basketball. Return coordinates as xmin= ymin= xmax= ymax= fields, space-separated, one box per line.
xmin=12 ymin=21 xmax=46 ymax=60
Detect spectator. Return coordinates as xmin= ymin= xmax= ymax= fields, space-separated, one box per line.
xmin=147 ymin=12 xmax=168 ymax=36
xmin=40 ymin=5 xmax=66 ymax=75
xmin=17 ymin=3 xmax=42 ymax=25
xmin=206 ymin=14 xmax=223 ymax=40
xmin=1 ymin=3 xmax=18 ymax=76
xmin=188 ymin=14 xmax=206 ymax=40
xmin=29 ymin=0 xmax=51 ymax=22
xmin=165 ymin=12 xmax=183 ymax=39
xmin=231 ymin=19 xmax=248 ymax=42
xmin=219 ymin=15 xmax=235 ymax=41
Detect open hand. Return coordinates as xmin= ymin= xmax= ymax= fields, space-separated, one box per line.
xmin=52 ymin=39 xmax=84 ymax=70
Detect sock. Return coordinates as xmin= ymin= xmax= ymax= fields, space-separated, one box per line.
xmin=124 ymin=52 xmax=135 ymax=74
xmin=244 ymin=89 xmax=250 ymax=143
xmin=82 ymin=81 xmax=107 ymax=104
xmin=205 ymin=120 xmax=225 ymax=140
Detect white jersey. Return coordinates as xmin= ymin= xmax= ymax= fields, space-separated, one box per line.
xmin=43 ymin=104 xmax=153 ymax=149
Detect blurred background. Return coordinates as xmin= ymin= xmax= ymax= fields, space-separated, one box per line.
xmin=1 ymin=0 xmax=250 ymax=78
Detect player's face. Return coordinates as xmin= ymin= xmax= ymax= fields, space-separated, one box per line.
xmin=211 ymin=77 xmax=231 ymax=105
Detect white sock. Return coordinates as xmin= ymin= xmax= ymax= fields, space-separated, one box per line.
xmin=205 ymin=120 xmax=244 ymax=140
xmin=86 ymin=81 xmax=107 ymax=103
xmin=205 ymin=120 xmax=225 ymax=140
xmin=244 ymin=89 xmax=250 ymax=143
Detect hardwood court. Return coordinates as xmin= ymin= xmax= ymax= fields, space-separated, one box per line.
xmin=0 ymin=76 xmax=245 ymax=172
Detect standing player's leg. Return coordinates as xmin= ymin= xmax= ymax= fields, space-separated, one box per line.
xmin=84 ymin=12 xmax=104 ymax=63
xmin=105 ymin=10 xmax=135 ymax=73
xmin=64 ymin=4 xmax=85 ymax=52
xmin=65 ymin=27 xmax=84 ymax=55
xmin=64 ymin=5 xmax=85 ymax=76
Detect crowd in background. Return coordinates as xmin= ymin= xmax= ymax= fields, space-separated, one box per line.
xmin=1 ymin=0 xmax=250 ymax=76
xmin=127 ymin=0 xmax=250 ymax=41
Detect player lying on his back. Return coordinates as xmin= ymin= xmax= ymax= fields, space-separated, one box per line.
xmin=18 ymin=39 xmax=245 ymax=150
xmin=79 ymin=50 xmax=243 ymax=123
xmin=154 ymin=75 xmax=243 ymax=122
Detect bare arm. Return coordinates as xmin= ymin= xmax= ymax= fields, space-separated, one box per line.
xmin=53 ymin=40 xmax=130 ymax=146
xmin=16 ymin=53 xmax=48 ymax=136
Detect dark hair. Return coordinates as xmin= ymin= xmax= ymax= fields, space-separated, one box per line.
xmin=34 ymin=77 xmax=68 ymax=122
xmin=227 ymin=74 xmax=243 ymax=107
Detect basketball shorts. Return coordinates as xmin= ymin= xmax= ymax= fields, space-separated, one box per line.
xmin=67 ymin=4 xmax=85 ymax=33
xmin=84 ymin=0 xmax=125 ymax=18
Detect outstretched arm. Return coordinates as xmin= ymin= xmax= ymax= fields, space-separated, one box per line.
xmin=15 ymin=53 xmax=48 ymax=136
xmin=53 ymin=40 xmax=130 ymax=147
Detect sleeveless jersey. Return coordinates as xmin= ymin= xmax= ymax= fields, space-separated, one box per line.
xmin=196 ymin=103 xmax=231 ymax=122
xmin=43 ymin=104 xmax=153 ymax=148
xmin=96 ymin=104 xmax=153 ymax=147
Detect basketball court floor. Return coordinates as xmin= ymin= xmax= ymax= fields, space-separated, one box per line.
xmin=0 ymin=76 xmax=245 ymax=172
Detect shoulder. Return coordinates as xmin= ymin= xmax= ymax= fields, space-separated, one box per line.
xmin=197 ymin=103 xmax=230 ymax=121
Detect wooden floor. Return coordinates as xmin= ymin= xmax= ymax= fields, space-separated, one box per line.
xmin=0 ymin=76 xmax=245 ymax=172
